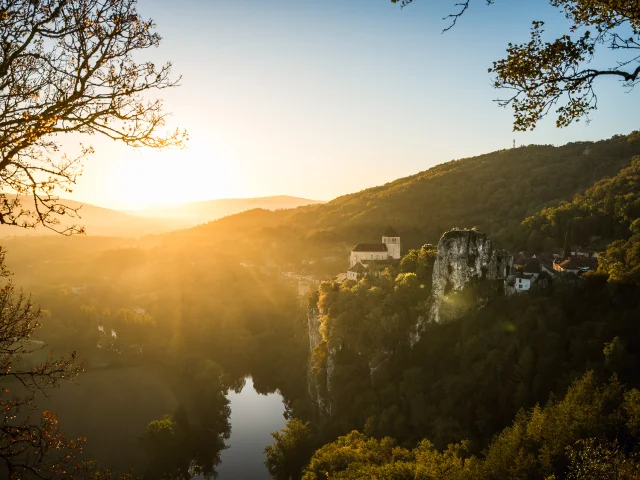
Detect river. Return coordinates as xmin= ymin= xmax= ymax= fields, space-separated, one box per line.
xmin=35 ymin=366 xmax=286 ymax=479
xmin=216 ymin=377 xmax=286 ymax=479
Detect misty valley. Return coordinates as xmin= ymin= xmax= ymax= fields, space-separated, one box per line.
xmin=4 ymin=236 xmax=307 ymax=478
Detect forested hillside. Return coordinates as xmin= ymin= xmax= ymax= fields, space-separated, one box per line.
xmin=166 ymin=133 xmax=640 ymax=269
xmin=301 ymin=370 xmax=640 ymax=479
xmin=519 ymin=156 xmax=640 ymax=250
xmin=260 ymin=134 xmax=640 ymax=480
xmin=517 ymin=156 xmax=640 ymax=283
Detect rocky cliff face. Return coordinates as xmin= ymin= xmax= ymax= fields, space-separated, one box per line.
xmin=307 ymin=300 xmax=332 ymax=416
xmin=413 ymin=229 xmax=512 ymax=340
xmin=307 ymin=302 xmax=323 ymax=413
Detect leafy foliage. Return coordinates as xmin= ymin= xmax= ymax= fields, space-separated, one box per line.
xmin=140 ymin=360 xmax=231 ymax=479
xmin=300 ymin=262 xmax=640 ymax=474
xmin=0 ymin=0 xmax=185 ymax=234
xmin=519 ymin=154 xmax=640 ymax=283
xmin=394 ymin=1 xmax=640 ymax=131
xmin=301 ymin=372 xmax=640 ymax=480
xmin=265 ymin=419 xmax=314 ymax=480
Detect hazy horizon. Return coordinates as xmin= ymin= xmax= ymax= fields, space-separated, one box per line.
xmin=75 ymin=194 xmax=329 ymax=213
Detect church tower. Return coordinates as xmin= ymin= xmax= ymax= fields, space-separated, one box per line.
xmin=382 ymin=226 xmax=401 ymax=259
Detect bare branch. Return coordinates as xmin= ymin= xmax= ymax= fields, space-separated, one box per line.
xmin=0 ymin=0 xmax=187 ymax=234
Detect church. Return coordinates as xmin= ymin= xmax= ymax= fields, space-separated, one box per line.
xmin=349 ymin=227 xmax=401 ymax=268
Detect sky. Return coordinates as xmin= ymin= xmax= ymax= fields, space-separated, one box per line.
xmin=66 ymin=0 xmax=639 ymax=210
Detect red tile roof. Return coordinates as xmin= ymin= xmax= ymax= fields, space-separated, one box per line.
xmin=556 ymin=256 xmax=598 ymax=271
xmin=523 ymin=258 xmax=541 ymax=274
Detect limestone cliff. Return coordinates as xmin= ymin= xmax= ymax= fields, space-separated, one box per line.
xmin=413 ymin=229 xmax=512 ymax=339
xmin=306 ymin=298 xmax=333 ymax=416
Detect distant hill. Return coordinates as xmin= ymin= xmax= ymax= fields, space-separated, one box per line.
xmin=0 ymin=197 xmax=189 ymax=238
xmin=0 ymin=195 xmax=325 ymax=238
xmin=126 ymin=195 xmax=325 ymax=224
xmin=161 ymin=132 xmax=640 ymax=270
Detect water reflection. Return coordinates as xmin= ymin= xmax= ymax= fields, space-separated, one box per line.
xmin=216 ymin=377 xmax=285 ymax=479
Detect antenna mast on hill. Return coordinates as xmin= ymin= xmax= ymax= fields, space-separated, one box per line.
xmin=513 ymin=139 xmax=516 ymax=149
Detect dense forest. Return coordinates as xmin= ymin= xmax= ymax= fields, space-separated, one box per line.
xmin=301 ymin=370 xmax=640 ymax=479
xmin=265 ymin=256 xmax=640 ymax=479
xmin=274 ymin=257 xmax=640 ymax=458
xmin=261 ymin=136 xmax=640 ymax=479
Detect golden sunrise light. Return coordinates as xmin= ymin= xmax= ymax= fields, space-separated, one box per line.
xmin=2 ymin=1 xmax=639 ymax=479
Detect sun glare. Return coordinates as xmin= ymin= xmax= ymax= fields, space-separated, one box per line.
xmin=89 ymin=136 xmax=248 ymax=210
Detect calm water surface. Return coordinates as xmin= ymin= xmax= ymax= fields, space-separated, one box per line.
xmin=216 ymin=377 xmax=285 ymax=479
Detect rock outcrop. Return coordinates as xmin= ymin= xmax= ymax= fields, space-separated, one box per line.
xmin=307 ymin=301 xmax=327 ymax=415
xmin=413 ymin=229 xmax=512 ymax=341
xmin=307 ymin=297 xmax=334 ymax=417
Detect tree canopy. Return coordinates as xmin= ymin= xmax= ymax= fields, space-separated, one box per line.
xmin=0 ymin=0 xmax=185 ymax=234
xmin=0 ymin=1 xmax=187 ymax=477
xmin=300 ymin=371 xmax=640 ymax=480
xmin=0 ymin=246 xmax=82 ymax=478
xmin=393 ymin=0 xmax=640 ymax=131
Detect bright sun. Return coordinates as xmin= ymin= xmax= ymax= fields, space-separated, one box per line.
xmin=78 ymin=136 xmax=247 ymax=210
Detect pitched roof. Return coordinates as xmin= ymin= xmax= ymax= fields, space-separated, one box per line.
xmin=352 ymin=243 xmax=388 ymax=252
xmin=383 ymin=226 xmax=399 ymax=237
xmin=361 ymin=259 xmax=389 ymax=265
xmin=523 ymin=258 xmax=541 ymax=274
xmin=515 ymin=272 xmax=533 ymax=280
xmin=536 ymin=252 xmax=555 ymax=263
xmin=348 ymin=262 xmax=368 ymax=274
xmin=512 ymin=253 xmax=529 ymax=267
xmin=539 ymin=260 xmax=555 ymax=273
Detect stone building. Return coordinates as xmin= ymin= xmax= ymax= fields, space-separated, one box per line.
xmin=347 ymin=262 xmax=368 ymax=280
xmin=349 ymin=227 xmax=401 ymax=267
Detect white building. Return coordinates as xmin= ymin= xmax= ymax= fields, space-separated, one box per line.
xmin=515 ymin=272 xmax=532 ymax=292
xmin=349 ymin=227 xmax=401 ymax=267
xmin=347 ymin=262 xmax=368 ymax=281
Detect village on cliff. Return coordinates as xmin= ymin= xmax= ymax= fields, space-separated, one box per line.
xmin=289 ymin=227 xmax=600 ymax=306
